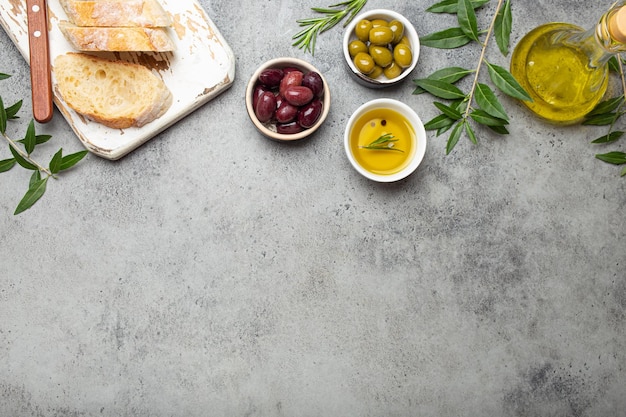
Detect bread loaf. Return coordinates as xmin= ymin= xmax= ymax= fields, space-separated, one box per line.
xmin=59 ymin=22 xmax=175 ymax=52
xmin=59 ymin=0 xmax=171 ymax=27
xmin=54 ymin=52 xmax=173 ymax=129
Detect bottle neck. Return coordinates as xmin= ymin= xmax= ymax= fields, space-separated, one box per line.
xmin=557 ymin=3 xmax=626 ymax=69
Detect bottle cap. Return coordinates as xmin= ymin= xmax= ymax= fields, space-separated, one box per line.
xmin=609 ymin=6 xmax=626 ymax=44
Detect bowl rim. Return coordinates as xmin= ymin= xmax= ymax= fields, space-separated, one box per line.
xmin=245 ymin=57 xmax=331 ymax=142
xmin=344 ymin=98 xmax=427 ymax=182
xmin=343 ymin=8 xmax=421 ymax=87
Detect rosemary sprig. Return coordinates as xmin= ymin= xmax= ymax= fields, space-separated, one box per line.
xmin=293 ymin=0 xmax=368 ymax=55
xmin=360 ymin=133 xmax=404 ymax=152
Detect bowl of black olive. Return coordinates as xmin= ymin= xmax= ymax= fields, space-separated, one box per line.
xmin=343 ymin=9 xmax=420 ymax=88
xmin=246 ymin=57 xmax=331 ymax=141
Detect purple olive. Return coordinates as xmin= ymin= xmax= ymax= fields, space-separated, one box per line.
xmin=254 ymin=91 xmax=277 ymax=123
xmin=277 ymin=121 xmax=304 ymax=135
xmin=279 ymin=70 xmax=303 ymax=96
xmin=298 ymin=99 xmax=323 ymax=128
xmin=253 ymin=84 xmax=270 ymax=109
xmin=275 ymin=101 xmax=298 ymax=123
xmin=302 ymin=71 xmax=324 ymax=98
xmin=283 ymin=86 xmax=314 ymax=107
xmin=258 ymin=68 xmax=284 ymax=88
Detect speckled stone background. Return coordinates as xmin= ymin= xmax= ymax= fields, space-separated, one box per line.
xmin=1 ymin=0 xmax=625 ymax=416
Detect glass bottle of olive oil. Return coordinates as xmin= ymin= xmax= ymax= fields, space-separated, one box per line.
xmin=510 ymin=2 xmax=626 ymax=124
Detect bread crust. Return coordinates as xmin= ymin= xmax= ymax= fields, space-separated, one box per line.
xmin=59 ymin=22 xmax=175 ymax=52
xmin=59 ymin=0 xmax=171 ymax=27
xmin=54 ymin=52 xmax=173 ymax=129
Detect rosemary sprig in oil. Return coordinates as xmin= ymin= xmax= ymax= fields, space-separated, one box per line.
xmin=360 ymin=133 xmax=404 ymax=152
xmin=292 ymin=0 xmax=368 ymax=55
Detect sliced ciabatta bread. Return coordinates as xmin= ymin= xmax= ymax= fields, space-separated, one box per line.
xmin=59 ymin=21 xmax=175 ymax=52
xmin=54 ymin=52 xmax=173 ymax=129
xmin=59 ymin=0 xmax=171 ymax=27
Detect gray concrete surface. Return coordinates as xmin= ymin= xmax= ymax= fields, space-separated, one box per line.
xmin=1 ymin=0 xmax=625 ymax=416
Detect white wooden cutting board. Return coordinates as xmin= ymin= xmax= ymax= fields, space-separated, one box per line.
xmin=0 ymin=0 xmax=236 ymax=160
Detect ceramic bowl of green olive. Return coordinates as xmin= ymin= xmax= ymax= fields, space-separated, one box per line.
xmin=343 ymin=9 xmax=420 ymax=88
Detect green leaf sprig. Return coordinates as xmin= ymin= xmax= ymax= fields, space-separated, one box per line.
xmin=1 ymin=73 xmax=88 ymax=215
xmin=360 ymin=133 xmax=404 ymax=152
xmin=414 ymin=0 xmax=531 ymax=154
xmin=293 ymin=0 xmax=368 ymax=55
xmin=584 ymin=56 xmax=626 ymax=177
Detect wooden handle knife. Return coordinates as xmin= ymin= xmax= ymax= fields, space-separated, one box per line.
xmin=26 ymin=0 xmax=53 ymax=123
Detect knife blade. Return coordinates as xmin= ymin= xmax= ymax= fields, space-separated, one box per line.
xmin=26 ymin=0 xmax=53 ymax=123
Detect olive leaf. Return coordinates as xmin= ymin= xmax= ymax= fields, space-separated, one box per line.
xmin=413 ymin=79 xmax=466 ymax=99
xmin=9 ymin=145 xmax=37 ymax=170
xmin=583 ymin=113 xmax=619 ymax=126
xmin=413 ymin=66 xmax=474 ymax=94
xmin=494 ymin=0 xmax=512 ymax=55
xmin=446 ymin=121 xmax=465 ymax=154
xmin=5 ymin=100 xmax=22 ymax=119
xmin=23 ymin=120 xmax=37 ymax=155
xmin=475 ymin=83 xmax=509 ymax=121
xmin=0 ymin=158 xmax=15 ymax=172
xmin=49 ymin=148 xmax=63 ymax=175
xmin=586 ymin=96 xmax=623 ymax=116
xmin=14 ymin=175 xmax=48 ymax=215
xmin=426 ymin=0 xmax=489 ymax=13
xmin=420 ymin=27 xmax=473 ymax=49
xmin=465 ymin=120 xmax=478 ymax=145
xmin=485 ymin=61 xmax=532 ymax=101
xmin=596 ymin=151 xmax=626 ymax=165
xmin=425 ymin=114 xmax=456 ymax=131
xmin=434 ymin=101 xmax=463 ymax=120
xmin=591 ymin=131 xmax=623 ymax=144
xmin=457 ymin=0 xmax=480 ymax=42
xmin=470 ymin=109 xmax=508 ymax=126
xmin=60 ymin=150 xmax=88 ymax=171
xmin=0 ymin=96 xmax=6 ymax=134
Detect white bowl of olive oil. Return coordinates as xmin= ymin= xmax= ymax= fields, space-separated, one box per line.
xmin=344 ymin=99 xmax=427 ymax=182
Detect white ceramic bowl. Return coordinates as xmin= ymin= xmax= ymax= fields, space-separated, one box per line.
xmin=343 ymin=9 xmax=420 ymax=88
xmin=344 ymin=98 xmax=427 ymax=182
xmin=245 ymin=57 xmax=331 ymax=141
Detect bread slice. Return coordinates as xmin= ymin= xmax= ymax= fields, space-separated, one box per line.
xmin=54 ymin=52 xmax=173 ymax=129
xmin=59 ymin=21 xmax=175 ymax=52
xmin=59 ymin=0 xmax=171 ymax=27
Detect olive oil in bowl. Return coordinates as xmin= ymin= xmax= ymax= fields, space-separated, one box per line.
xmin=344 ymin=99 xmax=427 ymax=182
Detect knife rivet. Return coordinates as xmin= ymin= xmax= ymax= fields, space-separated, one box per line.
xmin=34 ymin=30 xmax=41 ymax=38
xmin=32 ymin=5 xmax=40 ymax=12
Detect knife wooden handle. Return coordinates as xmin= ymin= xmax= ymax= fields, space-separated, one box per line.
xmin=27 ymin=0 xmax=53 ymax=123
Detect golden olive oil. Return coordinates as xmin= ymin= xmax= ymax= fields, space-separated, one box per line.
xmin=510 ymin=23 xmax=609 ymax=124
xmin=350 ymin=108 xmax=415 ymax=175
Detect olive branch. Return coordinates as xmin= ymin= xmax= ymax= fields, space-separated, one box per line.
xmin=413 ymin=0 xmax=531 ymax=155
xmin=583 ymin=56 xmax=626 ymax=177
xmin=0 ymin=73 xmax=88 ymax=215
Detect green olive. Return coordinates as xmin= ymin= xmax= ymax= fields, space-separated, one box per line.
xmin=369 ymin=65 xmax=384 ymax=79
xmin=348 ymin=40 xmax=368 ymax=57
xmin=369 ymin=26 xmax=394 ymax=46
xmin=369 ymin=45 xmax=393 ymax=68
xmin=398 ymin=36 xmax=411 ymax=47
xmin=371 ymin=19 xmax=389 ymax=28
xmin=388 ymin=20 xmax=405 ymax=44
xmin=383 ymin=61 xmax=402 ymax=79
xmin=355 ymin=19 xmax=373 ymax=42
xmin=353 ymin=52 xmax=375 ymax=75
xmin=393 ymin=44 xmax=413 ymax=68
